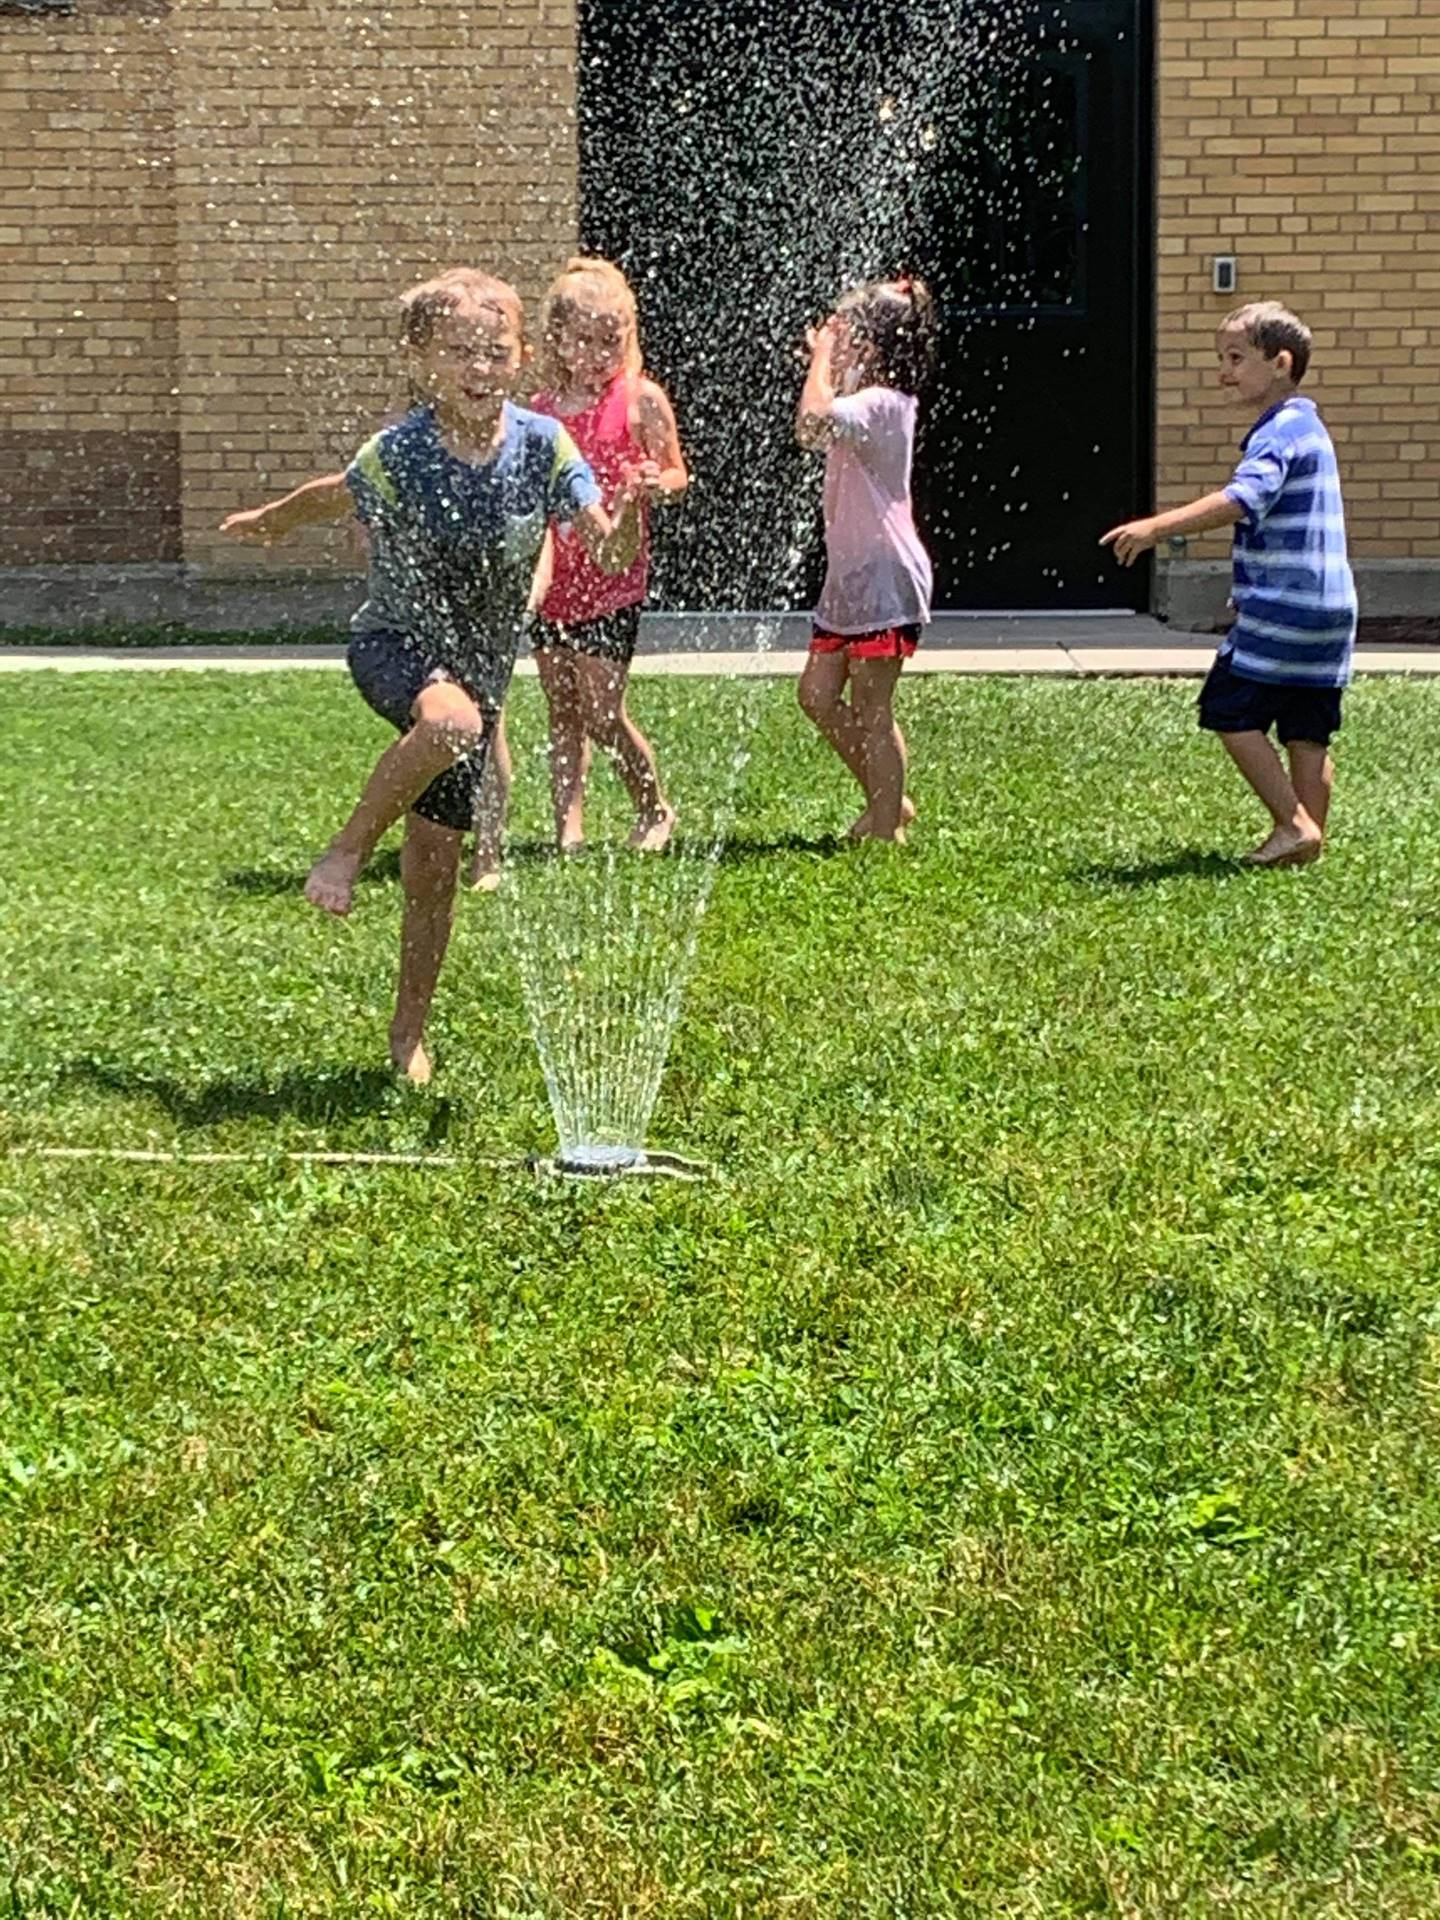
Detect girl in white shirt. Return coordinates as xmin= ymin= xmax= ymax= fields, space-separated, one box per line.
xmin=795 ymin=277 xmax=936 ymax=843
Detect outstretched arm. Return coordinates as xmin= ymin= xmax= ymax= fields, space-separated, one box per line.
xmin=795 ymin=320 xmax=839 ymax=450
xmin=1100 ymin=491 xmax=1243 ymax=567
xmin=571 ymin=493 xmax=644 ymax=576
xmin=221 ymin=473 xmax=353 ymax=546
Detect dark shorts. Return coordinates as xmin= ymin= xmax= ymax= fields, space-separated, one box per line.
xmin=533 ymin=604 xmax=640 ymax=666
xmin=347 ymin=630 xmax=499 ymax=833
xmin=1198 ymin=652 xmax=1343 ymax=749
xmin=810 ymin=624 xmax=922 ymax=661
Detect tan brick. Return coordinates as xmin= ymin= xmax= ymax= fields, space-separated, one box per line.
xmin=1158 ymin=0 xmax=1440 ymax=558
xmin=4 ymin=0 xmax=1438 ymax=571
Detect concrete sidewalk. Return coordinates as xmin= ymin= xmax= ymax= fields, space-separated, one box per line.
xmin=3 ymin=613 xmax=1439 ymax=677
xmin=6 ymin=647 xmax=1440 ymax=679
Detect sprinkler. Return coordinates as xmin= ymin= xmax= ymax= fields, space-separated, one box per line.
xmin=558 ymin=1143 xmax=644 ymax=1175
xmin=535 ymin=1145 xmax=709 ymax=1181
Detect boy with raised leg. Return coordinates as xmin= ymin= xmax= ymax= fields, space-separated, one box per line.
xmin=222 ymin=270 xmax=641 ymax=1083
xmin=1103 ymin=302 xmax=1357 ymax=868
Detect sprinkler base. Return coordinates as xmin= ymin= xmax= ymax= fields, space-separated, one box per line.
xmin=535 ymin=1146 xmax=709 ymax=1182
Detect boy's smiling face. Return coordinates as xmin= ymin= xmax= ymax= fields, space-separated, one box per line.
xmin=418 ymin=302 xmax=527 ymax=420
xmin=1216 ymin=326 xmax=1292 ymax=408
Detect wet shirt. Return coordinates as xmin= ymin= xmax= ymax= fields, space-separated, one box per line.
xmin=815 ymin=385 xmax=933 ymax=635
xmin=345 ymin=403 xmax=599 ymax=705
xmin=532 ymin=373 xmax=651 ymax=625
xmin=1222 ymin=395 xmax=1357 ymax=689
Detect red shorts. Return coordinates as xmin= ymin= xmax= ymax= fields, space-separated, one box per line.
xmin=809 ymin=624 xmax=921 ymax=661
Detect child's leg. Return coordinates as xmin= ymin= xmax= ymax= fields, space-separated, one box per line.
xmin=798 ymin=649 xmax=916 ymax=835
xmin=798 ymin=649 xmax=868 ymax=791
xmin=535 ymin=644 xmax=587 ymax=851
xmin=390 ymin=810 xmax=464 ymax=1085
xmin=307 ymin=681 xmax=485 ymax=914
xmin=1218 ymin=729 xmax=1323 ymax=866
xmin=848 ymin=655 xmax=908 ymax=841
xmin=1287 ymin=739 xmax=1334 ymax=838
xmin=468 ymin=706 xmax=511 ymax=892
xmin=849 ymin=723 xmax=917 ymax=838
xmin=573 ymin=654 xmax=674 ymax=851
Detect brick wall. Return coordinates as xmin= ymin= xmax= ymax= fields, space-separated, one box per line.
xmin=171 ymin=0 xmax=579 ymax=576
xmin=0 ymin=0 xmax=578 ymax=578
xmin=3 ymin=0 xmax=1437 ymax=597
xmin=1155 ymin=0 xmax=1440 ymax=566
xmin=0 ymin=0 xmax=178 ymax=563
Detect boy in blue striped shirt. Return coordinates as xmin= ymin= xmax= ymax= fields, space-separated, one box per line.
xmin=1103 ymin=303 xmax=1357 ymax=868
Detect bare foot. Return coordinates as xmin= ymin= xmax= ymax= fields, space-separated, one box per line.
xmin=556 ymin=802 xmax=586 ymax=857
xmin=304 ymin=846 xmax=362 ymax=916
xmin=1242 ymin=819 xmax=1323 ymax=869
xmin=467 ymin=841 xmax=503 ymax=892
xmin=629 ymin=804 xmax=676 ymax=853
xmin=390 ymin=1034 xmax=432 ymax=1086
xmin=849 ymin=796 xmax=916 ymax=841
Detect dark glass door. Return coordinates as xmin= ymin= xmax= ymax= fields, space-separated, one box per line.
xmin=579 ymin=0 xmax=1152 ymax=612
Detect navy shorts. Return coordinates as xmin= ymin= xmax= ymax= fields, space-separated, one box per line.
xmin=1198 ymin=652 xmax=1343 ymax=749
xmin=347 ymin=631 xmax=499 ymax=833
xmin=532 ymin=604 xmax=640 ymax=666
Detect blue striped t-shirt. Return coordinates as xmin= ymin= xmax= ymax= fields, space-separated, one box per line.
xmin=1221 ymin=395 xmax=1357 ymax=689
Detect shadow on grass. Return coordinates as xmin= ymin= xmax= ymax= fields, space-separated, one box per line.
xmin=223 ymin=849 xmax=401 ymax=896
xmin=713 ymin=832 xmax=849 ymax=864
xmin=59 ymin=1058 xmax=435 ymax=1131
xmin=223 ymin=840 xmax=582 ymax=896
xmin=503 ymin=833 xmax=850 ymax=865
xmin=224 ymin=833 xmax=848 ymax=895
xmin=1071 ymin=850 xmax=1241 ymax=890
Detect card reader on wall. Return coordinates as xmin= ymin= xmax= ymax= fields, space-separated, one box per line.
xmin=1213 ymin=256 xmax=1238 ymax=296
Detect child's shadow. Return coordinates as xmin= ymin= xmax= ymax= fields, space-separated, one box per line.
xmin=60 ymin=1057 xmax=418 ymax=1130
xmin=224 ymin=849 xmax=401 ymax=897
xmin=223 ymin=841 xmax=564 ymax=896
xmin=1071 ymin=850 xmax=1241 ymax=890
xmin=712 ymin=832 xmax=849 ymax=865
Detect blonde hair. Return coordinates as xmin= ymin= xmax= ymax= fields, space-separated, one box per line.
xmin=397 ymin=268 xmax=525 ymax=350
xmin=537 ymin=255 xmax=643 ymax=389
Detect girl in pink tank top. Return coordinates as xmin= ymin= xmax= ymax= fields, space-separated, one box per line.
xmin=535 ymin=366 xmax=651 ymax=626
xmin=528 ymin=257 xmax=687 ymax=856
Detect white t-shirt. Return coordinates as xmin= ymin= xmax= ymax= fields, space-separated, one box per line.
xmin=814 ymin=386 xmax=933 ymax=635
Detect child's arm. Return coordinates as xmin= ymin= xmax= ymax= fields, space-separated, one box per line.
xmin=795 ymin=320 xmax=839 ymax=450
xmin=220 ymin=473 xmax=353 ymax=545
xmin=629 ymin=379 xmax=689 ymax=501
xmin=527 ymin=527 xmax=555 ymax=613
xmin=1100 ymin=492 xmax=1243 ymax=567
xmin=571 ymin=494 xmax=644 ymax=575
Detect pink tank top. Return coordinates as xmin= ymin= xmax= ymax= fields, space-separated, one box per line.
xmin=532 ymin=373 xmax=651 ymax=625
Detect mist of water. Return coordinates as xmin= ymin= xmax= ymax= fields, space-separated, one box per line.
xmin=16 ymin=0 xmax=1094 ymax=1161
xmin=499 ymin=0 xmax=1067 ymax=1164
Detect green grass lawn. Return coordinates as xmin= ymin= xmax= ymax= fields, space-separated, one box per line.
xmin=2 ymin=667 xmax=1439 ymax=1917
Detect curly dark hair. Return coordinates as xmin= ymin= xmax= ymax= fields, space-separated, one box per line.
xmin=836 ymin=276 xmax=937 ymax=394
